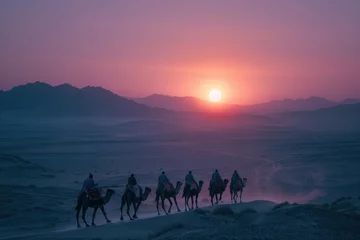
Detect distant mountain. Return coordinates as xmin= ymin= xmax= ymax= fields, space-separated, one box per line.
xmin=134 ymin=94 xmax=246 ymax=114
xmin=0 ymin=82 xmax=169 ymax=117
xmin=2 ymin=82 xmax=359 ymax=121
xmin=340 ymin=98 xmax=360 ymax=105
xmin=279 ymin=103 xmax=360 ymax=130
xmin=245 ymin=97 xmax=338 ymax=114
xmin=134 ymin=94 xmax=341 ymax=114
xmin=134 ymin=94 xmax=210 ymax=112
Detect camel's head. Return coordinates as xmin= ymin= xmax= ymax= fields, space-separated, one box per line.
xmin=144 ymin=187 xmax=152 ymax=194
xmin=242 ymin=178 xmax=247 ymax=187
xmin=106 ymin=189 xmax=115 ymax=195
xmin=141 ymin=187 xmax=152 ymax=201
xmin=176 ymin=181 xmax=183 ymax=187
xmin=199 ymin=180 xmax=204 ymax=186
xmin=224 ymin=179 xmax=229 ymax=185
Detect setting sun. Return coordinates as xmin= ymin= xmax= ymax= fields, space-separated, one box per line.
xmin=209 ymin=89 xmax=222 ymax=102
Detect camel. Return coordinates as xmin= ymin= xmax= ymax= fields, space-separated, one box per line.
xmin=120 ymin=186 xmax=151 ymax=221
xmin=182 ymin=181 xmax=204 ymax=211
xmin=75 ymin=188 xmax=115 ymax=228
xmin=156 ymin=181 xmax=182 ymax=215
xmin=209 ymin=179 xmax=229 ymax=205
xmin=230 ymin=178 xmax=247 ymax=203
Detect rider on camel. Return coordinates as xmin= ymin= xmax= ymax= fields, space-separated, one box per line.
xmin=128 ymin=173 xmax=137 ymax=186
xmin=231 ymin=170 xmax=243 ymax=187
xmin=158 ymin=171 xmax=173 ymax=190
xmin=79 ymin=173 xmax=98 ymax=199
xmin=126 ymin=173 xmax=142 ymax=199
xmin=208 ymin=169 xmax=221 ymax=190
xmin=185 ymin=170 xmax=198 ymax=191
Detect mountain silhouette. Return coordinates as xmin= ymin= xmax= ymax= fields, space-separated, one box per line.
xmin=134 ymin=94 xmax=246 ymax=115
xmin=246 ymin=96 xmax=338 ymax=113
xmin=134 ymin=94 xmax=341 ymax=114
xmin=134 ymin=94 xmax=209 ymax=112
xmin=0 ymin=82 xmax=169 ymax=117
xmin=2 ymin=82 xmax=359 ymax=120
xmin=280 ymin=103 xmax=360 ymax=130
xmin=340 ymin=98 xmax=360 ymax=105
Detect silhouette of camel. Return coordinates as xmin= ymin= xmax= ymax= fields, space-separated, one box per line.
xmin=75 ymin=189 xmax=115 ymax=228
xmin=209 ymin=179 xmax=229 ymax=205
xmin=120 ymin=186 xmax=151 ymax=221
xmin=156 ymin=181 xmax=182 ymax=215
xmin=182 ymin=181 xmax=204 ymax=211
xmin=230 ymin=178 xmax=247 ymax=203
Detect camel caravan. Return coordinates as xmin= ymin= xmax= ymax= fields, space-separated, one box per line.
xmin=75 ymin=170 xmax=247 ymax=228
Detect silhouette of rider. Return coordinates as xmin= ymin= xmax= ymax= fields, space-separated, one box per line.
xmin=231 ymin=170 xmax=243 ymax=187
xmin=209 ymin=169 xmax=221 ymax=190
xmin=127 ymin=173 xmax=142 ymax=198
xmin=128 ymin=173 xmax=137 ymax=186
xmin=158 ymin=171 xmax=172 ymax=190
xmin=79 ymin=173 xmax=97 ymax=198
xmin=185 ymin=170 xmax=197 ymax=190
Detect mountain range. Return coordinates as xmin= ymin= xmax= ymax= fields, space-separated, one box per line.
xmin=279 ymin=102 xmax=360 ymax=130
xmin=0 ymin=82 xmax=169 ymax=117
xmin=1 ymin=82 xmax=360 ymax=131
xmin=134 ymin=94 xmax=360 ymax=114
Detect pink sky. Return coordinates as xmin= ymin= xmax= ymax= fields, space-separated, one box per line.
xmin=1 ymin=0 xmax=360 ymax=104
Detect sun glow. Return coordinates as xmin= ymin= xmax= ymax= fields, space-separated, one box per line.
xmin=208 ymin=89 xmax=222 ymax=102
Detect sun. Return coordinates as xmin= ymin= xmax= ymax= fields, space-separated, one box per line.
xmin=208 ymin=89 xmax=222 ymax=102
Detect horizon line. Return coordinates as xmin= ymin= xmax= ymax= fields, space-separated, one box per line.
xmin=1 ymin=80 xmax=359 ymax=106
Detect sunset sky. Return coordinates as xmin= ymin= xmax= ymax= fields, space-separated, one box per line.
xmin=1 ymin=0 xmax=360 ymax=104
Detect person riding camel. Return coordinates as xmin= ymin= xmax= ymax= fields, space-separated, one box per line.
xmin=128 ymin=173 xmax=137 ymax=186
xmin=126 ymin=173 xmax=142 ymax=199
xmin=79 ymin=173 xmax=99 ymax=199
xmin=231 ymin=170 xmax=243 ymax=188
xmin=209 ymin=169 xmax=222 ymax=190
xmin=185 ymin=170 xmax=198 ymax=191
xmin=158 ymin=171 xmax=173 ymax=190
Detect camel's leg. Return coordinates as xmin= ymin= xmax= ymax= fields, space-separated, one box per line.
xmin=230 ymin=190 xmax=233 ymax=203
xmin=75 ymin=197 xmax=83 ymax=228
xmin=167 ymin=197 xmax=173 ymax=214
xmin=133 ymin=202 xmax=140 ymax=219
xmin=240 ymin=189 xmax=243 ymax=203
xmin=138 ymin=202 xmax=142 ymax=213
xmin=120 ymin=198 xmax=126 ymax=221
xmin=156 ymin=195 xmax=161 ymax=216
xmin=161 ymin=197 xmax=168 ymax=215
xmin=76 ymin=205 xmax=81 ymax=228
xmin=91 ymin=207 xmax=98 ymax=226
xmin=215 ymin=194 xmax=219 ymax=204
xmin=218 ymin=193 xmax=223 ymax=203
xmin=191 ymin=195 xmax=194 ymax=210
xmin=100 ymin=206 xmax=111 ymax=223
xmin=82 ymin=207 xmax=89 ymax=227
xmin=211 ymin=194 xmax=214 ymax=205
xmin=126 ymin=200 xmax=133 ymax=220
xmin=174 ymin=196 xmax=181 ymax=212
xmin=195 ymin=193 xmax=199 ymax=208
xmin=184 ymin=195 xmax=188 ymax=211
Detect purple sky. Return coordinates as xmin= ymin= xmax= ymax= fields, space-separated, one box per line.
xmin=1 ymin=0 xmax=360 ymax=104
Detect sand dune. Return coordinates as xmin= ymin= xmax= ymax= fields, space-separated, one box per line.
xmin=1 ymin=119 xmax=360 ymax=239
xmin=7 ymin=199 xmax=360 ymax=240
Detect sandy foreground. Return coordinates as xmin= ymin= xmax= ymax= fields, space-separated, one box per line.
xmin=7 ymin=199 xmax=360 ymax=240
xmin=2 ymin=121 xmax=360 ymax=240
